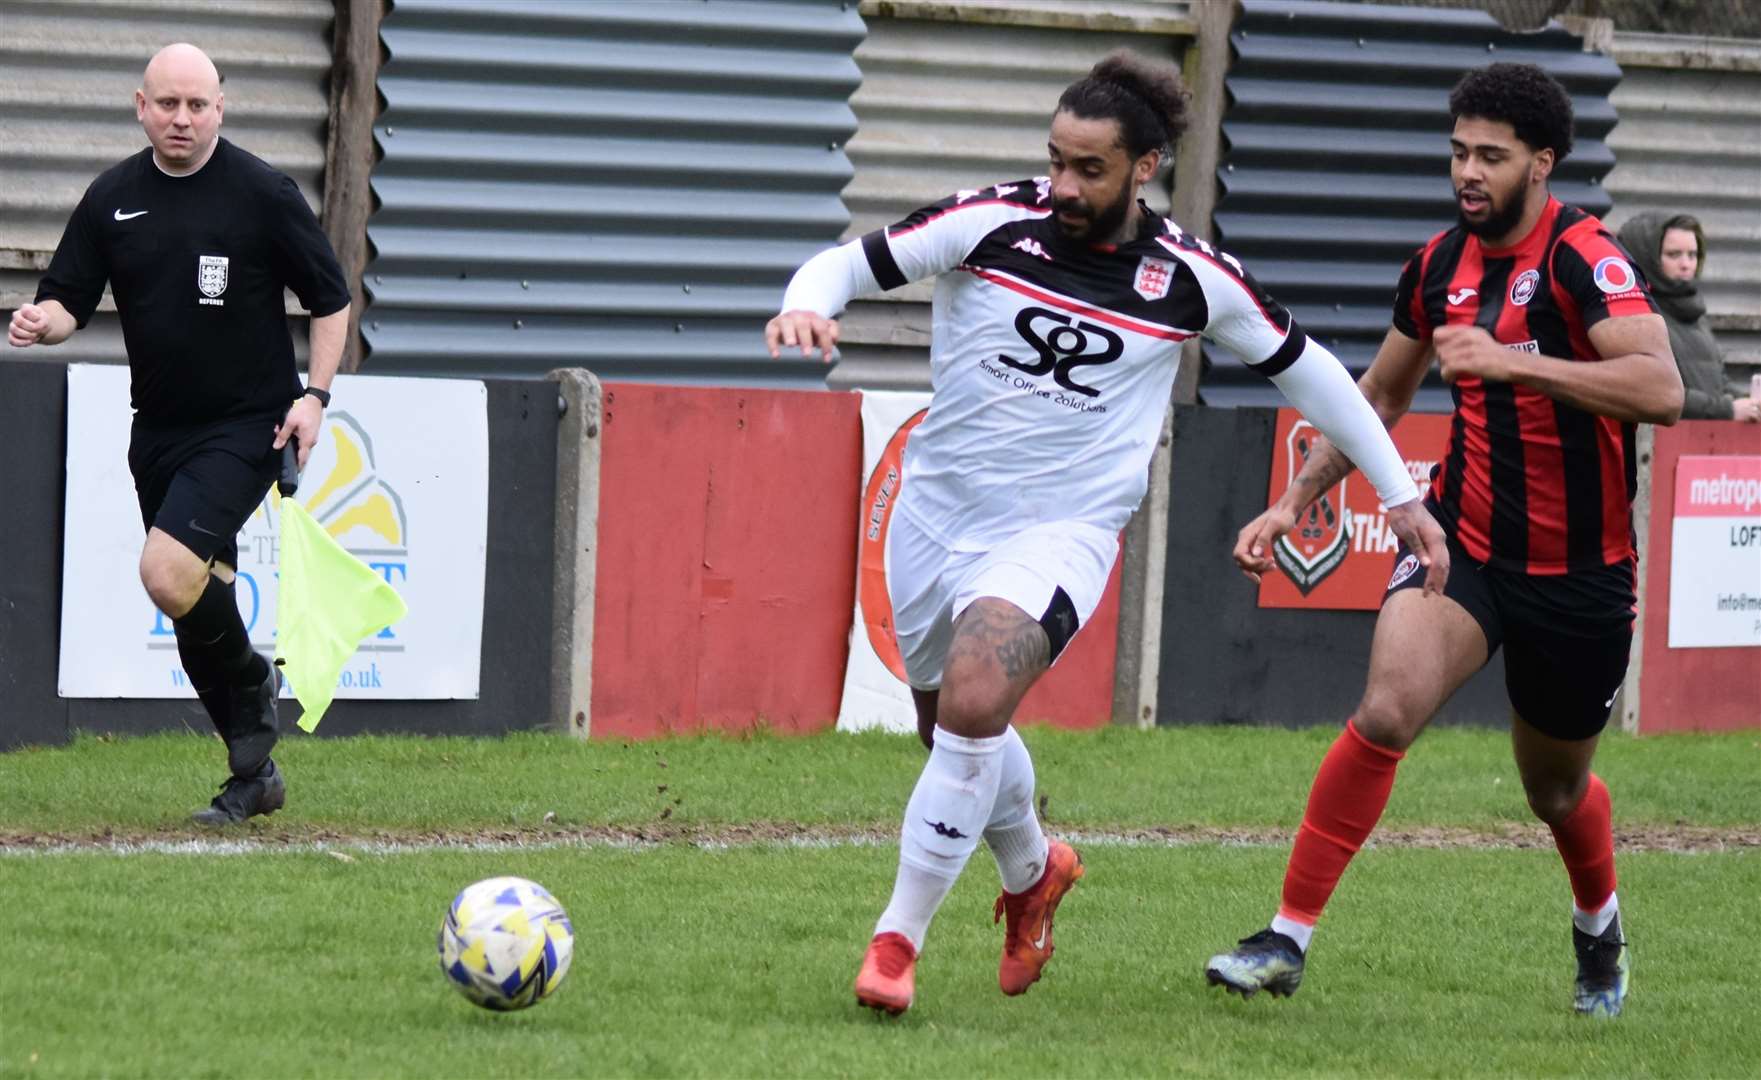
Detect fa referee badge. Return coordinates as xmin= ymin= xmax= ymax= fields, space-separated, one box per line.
xmin=197 ymin=254 xmax=228 ymax=306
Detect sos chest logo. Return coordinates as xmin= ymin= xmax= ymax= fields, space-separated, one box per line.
xmin=995 ymin=305 xmax=1123 ymax=399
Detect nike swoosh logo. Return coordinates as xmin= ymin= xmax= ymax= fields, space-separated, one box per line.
xmin=188 ymin=518 xmax=219 ymax=537
xmin=114 ymin=209 xmax=149 ymax=221
xmin=1032 ymin=914 xmax=1050 ymax=951
xmin=1447 ymin=288 xmax=1476 ymax=305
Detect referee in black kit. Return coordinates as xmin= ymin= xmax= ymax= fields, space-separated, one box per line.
xmin=8 ymin=43 xmax=351 ymax=825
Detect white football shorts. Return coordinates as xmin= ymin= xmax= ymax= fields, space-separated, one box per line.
xmin=886 ymin=509 xmax=1119 ymax=691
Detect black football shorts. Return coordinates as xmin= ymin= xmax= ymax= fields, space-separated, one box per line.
xmin=1386 ymin=531 xmax=1636 ymax=741
xmin=128 ymin=411 xmax=281 ymax=569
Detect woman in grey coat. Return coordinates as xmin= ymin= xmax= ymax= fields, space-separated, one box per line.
xmin=1617 ymin=211 xmax=1759 ymax=422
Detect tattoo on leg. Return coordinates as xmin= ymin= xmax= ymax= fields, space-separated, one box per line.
xmin=995 ymin=621 xmax=1049 ymax=679
xmin=951 ymin=601 xmax=1049 ymax=682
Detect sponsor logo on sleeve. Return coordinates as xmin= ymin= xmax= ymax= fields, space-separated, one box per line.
xmin=1592 ymin=256 xmax=1638 ymax=295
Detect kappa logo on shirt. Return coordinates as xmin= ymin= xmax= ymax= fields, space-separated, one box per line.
xmin=197 ymin=255 xmax=228 ymax=305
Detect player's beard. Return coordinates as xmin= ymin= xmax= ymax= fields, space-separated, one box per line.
xmin=1053 ymin=181 xmax=1134 ymax=243
xmin=1455 ymin=174 xmax=1527 ymax=241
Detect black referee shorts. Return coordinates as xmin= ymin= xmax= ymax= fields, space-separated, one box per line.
xmin=1386 ymin=531 xmax=1636 ymax=741
xmin=128 ymin=412 xmax=281 ymax=569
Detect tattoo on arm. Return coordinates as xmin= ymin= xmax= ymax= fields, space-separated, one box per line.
xmin=1284 ymin=436 xmax=1355 ymax=513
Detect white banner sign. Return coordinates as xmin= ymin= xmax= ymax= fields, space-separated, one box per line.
xmin=836 ymin=391 xmax=933 ymax=734
xmin=58 ymin=364 xmax=489 ymax=698
xmin=1668 ymin=454 xmax=1761 ymax=649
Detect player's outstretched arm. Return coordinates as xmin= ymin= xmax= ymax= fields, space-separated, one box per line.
xmin=1238 ymin=328 xmax=1448 ymax=592
xmin=765 ymin=309 xmax=841 ymax=361
xmin=1270 ymin=327 xmax=1431 ymax=517
xmin=765 ymin=239 xmax=876 ymax=362
xmin=7 ymin=299 xmax=77 ymax=348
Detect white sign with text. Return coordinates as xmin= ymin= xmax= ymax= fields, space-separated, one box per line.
xmin=836 ymin=391 xmax=933 ymax=735
xmin=58 ymin=364 xmax=489 ymax=698
xmin=1668 ymin=454 xmax=1761 ymax=649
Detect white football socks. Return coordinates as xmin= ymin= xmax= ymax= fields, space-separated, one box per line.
xmin=1270 ymin=913 xmax=1314 ymax=954
xmin=985 ymin=726 xmax=1050 ymax=895
xmin=1573 ymin=891 xmax=1620 ymax=937
xmin=874 ymin=725 xmax=1005 ymax=951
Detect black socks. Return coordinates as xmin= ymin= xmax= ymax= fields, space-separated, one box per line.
xmin=173 ymin=574 xmax=268 ymax=689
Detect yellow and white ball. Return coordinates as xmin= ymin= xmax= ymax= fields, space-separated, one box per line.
xmin=438 ymin=876 xmax=574 ymax=1011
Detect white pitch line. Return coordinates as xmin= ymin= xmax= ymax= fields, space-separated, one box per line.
xmin=2 ymin=828 xmax=1750 ymax=858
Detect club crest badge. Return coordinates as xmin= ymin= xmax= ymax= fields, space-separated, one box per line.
xmin=198 ymin=255 xmax=229 ymax=300
xmin=1272 ymin=421 xmax=1351 ymax=595
xmin=1134 ymin=257 xmax=1174 ymax=301
xmin=1509 ymin=268 xmax=1540 ymax=306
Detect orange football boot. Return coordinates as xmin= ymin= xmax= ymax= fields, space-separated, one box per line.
xmin=854 ymin=931 xmax=917 ymax=1016
xmin=994 ymin=839 xmax=1084 ymax=995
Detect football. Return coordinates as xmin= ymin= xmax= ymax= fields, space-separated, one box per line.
xmin=437 ymin=876 xmax=575 ymax=1011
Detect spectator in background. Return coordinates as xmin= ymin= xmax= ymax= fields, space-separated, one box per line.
xmin=1617 ymin=212 xmax=1760 ymax=422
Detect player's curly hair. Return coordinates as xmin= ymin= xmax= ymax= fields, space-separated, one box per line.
xmin=1448 ymin=62 xmax=1574 ymax=163
xmin=1057 ymin=49 xmax=1190 ymax=162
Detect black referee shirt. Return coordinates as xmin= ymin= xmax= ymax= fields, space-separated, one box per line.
xmin=35 ymin=138 xmax=350 ymax=428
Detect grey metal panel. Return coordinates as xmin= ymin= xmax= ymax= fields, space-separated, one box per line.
xmin=363 ymin=0 xmax=864 ymax=387
xmin=1604 ymin=33 xmax=1761 ymax=360
xmin=833 ymin=3 xmax=1191 ymax=390
xmin=1208 ymin=0 xmax=1622 ymax=408
xmin=0 ymin=0 xmax=335 ymax=363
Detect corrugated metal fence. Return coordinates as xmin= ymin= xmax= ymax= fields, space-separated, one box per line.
xmin=1605 ymin=31 xmax=1761 ymax=359
xmin=1210 ymin=0 xmax=1621 ymax=407
xmin=0 ymin=0 xmax=334 ymax=363
xmin=833 ymin=0 xmax=1193 ymax=389
xmin=361 ymin=0 xmax=864 ymax=387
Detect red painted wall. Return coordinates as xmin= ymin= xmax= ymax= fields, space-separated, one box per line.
xmin=1638 ymin=420 xmax=1761 ymax=733
xmin=592 ymin=385 xmax=862 ymax=738
xmin=1014 ymin=555 xmax=1121 ymax=729
xmin=590 ymin=384 xmax=1121 ymax=738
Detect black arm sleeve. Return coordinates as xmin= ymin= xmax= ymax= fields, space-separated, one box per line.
xmin=270 ymin=176 xmax=351 ymax=317
xmin=34 ymin=188 xmax=108 ymax=327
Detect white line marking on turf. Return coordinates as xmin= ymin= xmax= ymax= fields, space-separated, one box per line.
xmin=2 ymin=828 xmax=1750 ymax=857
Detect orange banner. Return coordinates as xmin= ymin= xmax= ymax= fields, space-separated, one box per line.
xmin=1257 ymin=408 xmax=1452 ymax=610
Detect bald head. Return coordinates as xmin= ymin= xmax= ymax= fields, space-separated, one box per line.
xmin=144 ymin=42 xmax=221 ymax=95
xmin=136 ymin=43 xmax=224 ymax=174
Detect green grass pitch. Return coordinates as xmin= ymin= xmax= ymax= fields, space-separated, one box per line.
xmin=2 ymin=726 xmax=1756 ymax=1078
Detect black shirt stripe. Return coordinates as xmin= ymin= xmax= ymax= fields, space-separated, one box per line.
xmin=1473 ymin=256 xmax=1528 ymax=567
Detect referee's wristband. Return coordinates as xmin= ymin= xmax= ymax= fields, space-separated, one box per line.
xmin=302 ymin=385 xmax=331 ymax=408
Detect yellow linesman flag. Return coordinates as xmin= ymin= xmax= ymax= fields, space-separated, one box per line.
xmin=274 ymin=495 xmax=408 ymax=732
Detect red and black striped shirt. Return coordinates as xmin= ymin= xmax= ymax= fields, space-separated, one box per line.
xmin=1392 ymin=197 xmax=1658 ymax=575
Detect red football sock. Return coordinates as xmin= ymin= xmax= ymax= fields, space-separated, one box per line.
xmin=1548 ymin=773 xmax=1616 ymax=912
xmin=1278 ymin=720 xmax=1405 ymax=925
